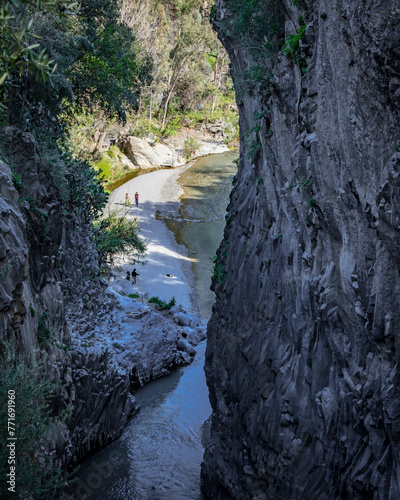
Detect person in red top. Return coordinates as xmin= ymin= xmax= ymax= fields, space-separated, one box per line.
xmin=135 ymin=192 xmax=139 ymax=207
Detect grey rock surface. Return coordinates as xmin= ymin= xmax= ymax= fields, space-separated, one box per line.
xmin=202 ymin=1 xmax=400 ymax=499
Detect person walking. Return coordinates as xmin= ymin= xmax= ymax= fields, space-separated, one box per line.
xmin=125 ymin=193 xmax=130 ymax=206
xmin=135 ymin=192 xmax=139 ymax=207
xmin=132 ymin=268 xmax=139 ymax=285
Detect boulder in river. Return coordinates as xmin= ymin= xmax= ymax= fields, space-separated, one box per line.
xmin=119 ymin=136 xmax=174 ymax=168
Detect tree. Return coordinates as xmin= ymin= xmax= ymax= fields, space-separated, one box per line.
xmin=0 ymin=0 xmax=78 ymax=93
xmin=93 ymin=210 xmax=147 ymax=266
xmin=160 ymin=11 xmax=210 ymax=129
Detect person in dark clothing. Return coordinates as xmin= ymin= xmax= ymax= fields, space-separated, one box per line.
xmin=132 ymin=268 xmax=139 ymax=284
xmin=135 ymin=192 xmax=139 ymax=207
xmin=126 ymin=271 xmax=131 ymax=281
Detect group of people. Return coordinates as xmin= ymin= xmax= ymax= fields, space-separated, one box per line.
xmin=125 ymin=192 xmax=139 ymax=207
xmin=126 ymin=268 xmax=139 ymax=284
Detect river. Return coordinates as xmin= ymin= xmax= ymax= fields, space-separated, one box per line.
xmin=70 ymin=150 xmax=238 ymax=500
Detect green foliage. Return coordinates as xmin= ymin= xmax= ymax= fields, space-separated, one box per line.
xmin=148 ymin=296 xmax=176 ymax=310
xmin=0 ymin=0 xmax=79 ymax=92
xmin=70 ymin=22 xmax=152 ymax=121
xmin=2 ymin=0 xmax=153 ymax=124
xmin=209 ymin=2 xmax=216 ymax=22
xmin=128 ymin=293 xmax=139 ymax=299
xmin=213 ymin=262 xmax=226 ymax=284
xmin=159 ymin=117 xmax=181 ymax=139
xmin=93 ymin=210 xmax=147 ymax=266
xmin=247 ymin=138 xmax=261 ymax=160
xmin=20 ymin=196 xmax=49 ymax=245
xmin=253 ymin=109 xmax=269 ymax=120
xmin=0 ymin=343 xmax=67 ymax=499
xmin=296 ymin=177 xmax=313 ymax=193
xmin=183 ymin=136 xmax=200 ymax=158
xmin=37 ymin=312 xmax=55 ymax=348
xmin=11 ymin=170 xmax=22 ymax=192
xmin=224 ymin=0 xmax=285 ymax=56
xmin=282 ymin=24 xmax=307 ymax=60
xmin=94 ymin=155 xmax=115 ymax=181
xmin=291 ymin=0 xmax=306 ymax=7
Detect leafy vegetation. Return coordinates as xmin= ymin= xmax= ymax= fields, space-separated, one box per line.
xmin=93 ymin=210 xmax=147 ymax=266
xmin=0 ymin=343 xmax=68 ymax=499
xmin=213 ymin=262 xmax=227 ymax=285
xmin=183 ymin=136 xmax=200 ymax=158
xmin=37 ymin=312 xmax=56 ymax=348
xmin=148 ymin=296 xmax=176 ymax=310
xmin=282 ymin=24 xmax=307 ymax=61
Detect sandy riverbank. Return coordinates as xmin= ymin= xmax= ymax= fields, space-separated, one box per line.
xmin=107 ymin=138 xmax=229 ymax=317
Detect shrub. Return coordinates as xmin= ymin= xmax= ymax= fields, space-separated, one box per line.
xmin=37 ymin=312 xmax=56 ymax=349
xmin=282 ymin=24 xmax=307 ymax=61
xmin=183 ymin=136 xmax=200 ymax=158
xmin=0 ymin=343 xmax=67 ymax=499
xmin=148 ymin=296 xmax=176 ymax=310
xmin=93 ymin=210 xmax=147 ymax=265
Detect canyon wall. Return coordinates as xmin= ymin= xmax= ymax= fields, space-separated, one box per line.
xmin=202 ymin=0 xmax=400 ymax=498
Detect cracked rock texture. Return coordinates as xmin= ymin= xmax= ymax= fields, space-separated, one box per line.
xmin=202 ymin=1 xmax=400 ymax=499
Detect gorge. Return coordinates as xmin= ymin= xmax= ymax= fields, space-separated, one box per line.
xmin=1 ymin=0 xmax=400 ymax=499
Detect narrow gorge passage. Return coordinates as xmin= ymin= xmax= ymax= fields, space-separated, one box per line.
xmin=71 ymin=151 xmax=237 ymax=500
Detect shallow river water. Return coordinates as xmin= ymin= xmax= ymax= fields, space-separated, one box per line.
xmin=71 ymin=151 xmax=237 ymax=500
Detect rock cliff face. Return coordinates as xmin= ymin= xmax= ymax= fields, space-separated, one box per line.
xmin=202 ymin=1 xmax=400 ymax=498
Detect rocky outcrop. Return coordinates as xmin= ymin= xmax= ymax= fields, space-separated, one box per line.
xmin=202 ymin=1 xmax=400 ymax=499
xmin=119 ymin=136 xmax=181 ymax=168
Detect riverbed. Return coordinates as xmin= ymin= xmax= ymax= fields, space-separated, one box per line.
xmin=70 ymin=151 xmax=237 ymax=500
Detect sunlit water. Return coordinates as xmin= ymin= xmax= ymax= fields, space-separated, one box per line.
xmin=166 ymin=150 xmax=238 ymax=319
xmin=70 ymin=151 xmax=238 ymax=500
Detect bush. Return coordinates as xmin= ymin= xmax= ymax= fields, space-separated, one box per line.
xmin=0 ymin=343 xmax=67 ymax=499
xmin=282 ymin=24 xmax=307 ymax=60
xmin=148 ymin=296 xmax=176 ymax=310
xmin=93 ymin=210 xmax=147 ymax=265
xmin=183 ymin=136 xmax=200 ymax=158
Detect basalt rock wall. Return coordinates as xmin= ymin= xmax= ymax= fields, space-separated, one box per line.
xmin=202 ymin=1 xmax=400 ymax=498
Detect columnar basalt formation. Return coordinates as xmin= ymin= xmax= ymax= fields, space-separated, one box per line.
xmin=202 ymin=1 xmax=400 ymax=498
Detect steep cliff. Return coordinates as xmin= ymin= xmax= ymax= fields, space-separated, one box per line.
xmin=202 ymin=1 xmax=400 ymax=498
